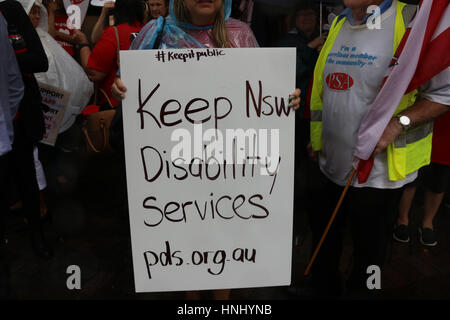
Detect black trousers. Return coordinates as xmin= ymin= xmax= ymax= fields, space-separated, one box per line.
xmin=7 ymin=124 xmax=41 ymax=227
xmin=309 ymin=170 xmax=402 ymax=296
xmin=0 ymin=153 xmax=11 ymax=298
xmin=293 ymin=118 xmax=311 ymax=238
xmin=0 ymin=153 xmax=9 ymax=244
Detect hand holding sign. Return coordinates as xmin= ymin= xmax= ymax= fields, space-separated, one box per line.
xmin=90 ymin=0 xmax=115 ymax=7
xmin=101 ymin=1 xmax=115 ymax=12
xmin=111 ymin=77 xmax=127 ymax=101
xmin=289 ymin=88 xmax=301 ymax=110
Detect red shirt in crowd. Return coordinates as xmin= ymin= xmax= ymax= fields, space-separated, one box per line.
xmin=431 ymin=110 xmax=450 ymax=166
xmin=54 ymin=12 xmax=74 ymax=56
xmin=87 ymin=22 xmax=143 ymax=107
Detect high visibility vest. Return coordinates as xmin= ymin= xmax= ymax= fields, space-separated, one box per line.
xmin=310 ymin=0 xmax=432 ymax=181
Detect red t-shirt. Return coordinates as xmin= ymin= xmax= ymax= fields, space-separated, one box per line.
xmin=88 ymin=23 xmax=143 ymax=107
xmin=431 ymin=110 xmax=450 ymax=165
xmin=54 ymin=13 xmax=74 ymax=56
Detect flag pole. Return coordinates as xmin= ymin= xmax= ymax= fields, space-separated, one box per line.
xmin=304 ymin=168 xmax=356 ymax=276
xmin=319 ymin=1 xmax=323 ymax=37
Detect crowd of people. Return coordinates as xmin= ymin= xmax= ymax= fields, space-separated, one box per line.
xmin=0 ymin=0 xmax=449 ymax=300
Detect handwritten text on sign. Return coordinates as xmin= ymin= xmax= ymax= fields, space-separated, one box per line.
xmin=120 ymin=48 xmax=296 ymax=292
xmin=38 ymin=82 xmax=70 ymax=146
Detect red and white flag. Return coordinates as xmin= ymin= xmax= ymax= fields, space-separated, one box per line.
xmin=354 ymin=0 xmax=450 ymax=184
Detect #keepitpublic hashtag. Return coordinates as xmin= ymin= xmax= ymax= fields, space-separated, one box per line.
xmin=155 ymin=51 xmax=166 ymax=62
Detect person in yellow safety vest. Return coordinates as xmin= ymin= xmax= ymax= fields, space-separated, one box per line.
xmin=306 ymin=0 xmax=450 ymax=298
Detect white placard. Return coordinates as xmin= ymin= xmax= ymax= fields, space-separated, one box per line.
xmin=121 ymin=48 xmax=296 ymax=293
xmin=38 ymin=82 xmax=70 ymax=146
xmin=90 ymin=0 xmax=114 ymax=7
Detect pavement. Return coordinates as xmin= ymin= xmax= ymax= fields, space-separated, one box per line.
xmin=2 ymin=145 xmax=450 ymax=300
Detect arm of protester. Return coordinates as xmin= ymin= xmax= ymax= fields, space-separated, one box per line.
xmin=308 ymin=33 xmax=327 ymax=52
xmin=111 ymin=77 xmax=127 ymax=101
xmin=46 ymin=1 xmax=57 ymax=37
xmin=91 ymin=1 xmax=115 ymax=44
xmin=373 ymin=99 xmax=449 ymax=156
xmin=73 ymin=29 xmax=107 ymax=82
xmin=373 ymin=68 xmax=450 ymax=156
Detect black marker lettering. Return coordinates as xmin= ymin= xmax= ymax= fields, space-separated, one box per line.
xmin=137 ymin=80 xmax=161 ymax=129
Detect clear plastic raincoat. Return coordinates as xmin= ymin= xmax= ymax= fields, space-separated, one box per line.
xmin=18 ymin=0 xmax=93 ymax=133
xmin=131 ymin=0 xmax=258 ymax=49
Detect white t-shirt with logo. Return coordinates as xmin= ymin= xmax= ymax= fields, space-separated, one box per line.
xmin=318 ymin=3 xmax=419 ymax=188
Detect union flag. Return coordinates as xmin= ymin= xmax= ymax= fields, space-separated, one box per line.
xmin=354 ymin=0 xmax=450 ymax=184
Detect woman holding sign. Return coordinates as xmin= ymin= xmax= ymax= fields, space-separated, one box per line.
xmin=112 ymin=0 xmax=300 ymax=107
xmin=111 ymin=0 xmax=301 ymax=300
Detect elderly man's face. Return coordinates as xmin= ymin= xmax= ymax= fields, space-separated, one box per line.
xmin=343 ymin=0 xmax=381 ymax=9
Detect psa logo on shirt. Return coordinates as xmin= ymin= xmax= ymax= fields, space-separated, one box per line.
xmin=326 ymin=73 xmax=354 ymax=91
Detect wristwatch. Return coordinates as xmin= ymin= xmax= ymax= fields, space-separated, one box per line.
xmin=396 ymin=114 xmax=411 ymax=131
xmin=76 ymin=43 xmax=90 ymax=50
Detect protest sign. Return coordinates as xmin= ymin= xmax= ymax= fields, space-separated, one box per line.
xmin=38 ymin=82 xmax=71 ymax=146
xmin=120 ymin=48 xmax=296 ymax=292
xmin=90 ymin=0 xmax=114 ymax=7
